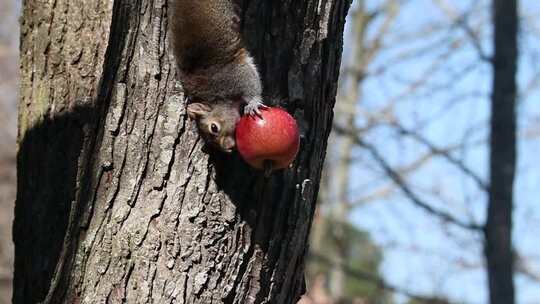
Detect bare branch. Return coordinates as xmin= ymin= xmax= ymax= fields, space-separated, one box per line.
xmin=432 ymin=0 xmax=492 ymax=62
xmin=388 ymin=121 xmax=489 ymax=191
xmin=363 ymin=0 xmax=400 ymax=65
xmin=349 ymin=184 xmax=395 ymax=207
xmin=333 ymin=124 xmax=483 ymax=231
xmin=515 ymin=254 xmax=540 ymax=282
xmin=309 ymin=252 xmax=453 ymax=304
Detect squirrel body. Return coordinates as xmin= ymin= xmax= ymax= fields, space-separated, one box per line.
xmin=170 ymin=0 xmax=264 ymax=152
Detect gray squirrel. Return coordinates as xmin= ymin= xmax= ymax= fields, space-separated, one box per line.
xmin=169 ymin=0 xmax=265 ymax=153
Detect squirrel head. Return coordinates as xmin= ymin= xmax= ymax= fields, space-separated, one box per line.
xmin=187 ymin=101 xmax=241 ymax=153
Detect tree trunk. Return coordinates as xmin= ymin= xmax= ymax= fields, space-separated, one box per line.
xmin=485 ymin=0 xmax=518 ymax=303
xmin=14 ymin=0 xmax=351 ymax=303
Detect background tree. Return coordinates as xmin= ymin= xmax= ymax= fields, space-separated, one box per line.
xmin=13 ymin=0 xmax=351 ymax=303
xmin=307 ymin=216 xmax=393 ymax=303
xmin=485 ymin=0 xmax=518 ymax=303
xmin=0 ymin=0 xmax=19 ymax=303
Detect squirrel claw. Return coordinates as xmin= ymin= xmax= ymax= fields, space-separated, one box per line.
xmin=244 ymin=99 xmax=267 ymax=117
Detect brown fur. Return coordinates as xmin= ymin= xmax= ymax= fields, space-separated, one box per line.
xmin=170 ymin=0 xmax=242 ymax=71
xmin=170 ymin=0 xmax=264 ymax=153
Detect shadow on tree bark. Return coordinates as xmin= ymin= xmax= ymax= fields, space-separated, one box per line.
xmin=14 ymin=105 xmax=97 ymax=303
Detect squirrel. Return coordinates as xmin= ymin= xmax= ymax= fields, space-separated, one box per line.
xmin=169 ymin=0 xmax=265 ymax=153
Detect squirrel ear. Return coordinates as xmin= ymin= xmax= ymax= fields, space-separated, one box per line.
xmin=187 ymin=103 xmax=212 ymax=119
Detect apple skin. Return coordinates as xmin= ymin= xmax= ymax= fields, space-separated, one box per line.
xmin=236 ymin=107 xmax=300 ymax=170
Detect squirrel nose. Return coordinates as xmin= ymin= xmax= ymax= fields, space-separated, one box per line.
xmin=222 ymin=138 xmax=236 ymax=152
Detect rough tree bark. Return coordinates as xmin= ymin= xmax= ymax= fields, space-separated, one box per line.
xmin=14 ymin=0 xmax=351 ymax=303
xmin=485 ymin=0 xmax=518 ymax=303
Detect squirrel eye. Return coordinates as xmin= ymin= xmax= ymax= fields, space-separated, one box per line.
xmin=210 ymin=123 xmax=220 ymax=135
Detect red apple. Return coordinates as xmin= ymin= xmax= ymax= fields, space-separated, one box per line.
xmin=236 ymin=107 xmax=300 ymax=171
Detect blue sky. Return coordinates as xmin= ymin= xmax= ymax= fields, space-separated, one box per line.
xmin=335 ymin=0 xmax=540 ymax=302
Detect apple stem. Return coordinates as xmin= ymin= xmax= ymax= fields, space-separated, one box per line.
xmin=263 ymin=160 xmax=273 ymax=178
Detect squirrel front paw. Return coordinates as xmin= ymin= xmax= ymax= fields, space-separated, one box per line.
xmin=244 ymin=97 xmax=267 ymax=116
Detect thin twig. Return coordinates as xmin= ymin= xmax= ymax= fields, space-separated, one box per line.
xmin=309 ymin=252 xmax=453 ymax=304
xmin=388 ymin=121 xmax=488 ymax=191
xmin=333 ymin=124 xmax=483 ymax=231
